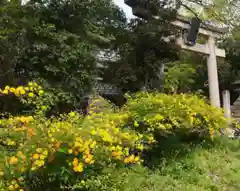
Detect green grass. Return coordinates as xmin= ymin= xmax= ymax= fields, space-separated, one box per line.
xmin=86 ymin=137 xmax=240 ymax=191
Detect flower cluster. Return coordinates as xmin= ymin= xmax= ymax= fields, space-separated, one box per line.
xmin=0 ymin=82 xmax=44 ymax=98
xmin=8 ymin=151 xmax=26 ymax=173
xmin=110 ymin=145 xmax=127 ymax=160
xmin=123 ymin=154 xmax=140 ymax=164
xmin=72 ymin=158 xmax=84 ymax=172
xmin=9 ymin=156 xmax=19 ymax=165
xmin=14 ymin=116 xmax=34 ymax=124
xmin=31 ymin=148 xmax=48 ymax=171
xmin=0 ymin=115 xmax=33 ymax=127
xmin=67 ymin=136 xmax=96 ymax=172
xmin=7 ymin=178 xmax=24 ymax=191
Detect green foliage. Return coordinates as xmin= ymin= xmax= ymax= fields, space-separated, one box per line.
xmin=223 ymin=27 xmax=240 ymax=82
xmin=164 ymin=62 xmax=197 ymax=93
xmin=102 ymin=16 xmax=179 ymax=92
xmin=180 ymin=0 xmax=240 ymax=27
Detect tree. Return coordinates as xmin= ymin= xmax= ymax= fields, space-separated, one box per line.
xmin=0 ymin=0 xmax=127 ymax=110
xmin=178 ymin=0 xmax=240 ymax=27
xmin=101 ymin=14 xmax=180 ymax=93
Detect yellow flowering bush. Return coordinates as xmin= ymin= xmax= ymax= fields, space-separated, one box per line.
xmin=0 ymin=84 xmax=229 ymax=190
xmin=124 ymin=92 xmax=228 ymax=139
xmin=0 ymin=112 xmax=148 ymax=190
xmin=0 ymin=85 xmax=150 ymax=190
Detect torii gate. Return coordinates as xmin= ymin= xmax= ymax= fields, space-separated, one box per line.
xmin=125 ymin=0 xmax=229 ymax=109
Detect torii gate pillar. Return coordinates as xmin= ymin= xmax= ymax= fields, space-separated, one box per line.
xmin=207 ymin=36 xmax=220 ymax=107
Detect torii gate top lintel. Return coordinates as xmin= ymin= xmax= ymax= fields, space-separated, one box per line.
xmin=125 ymin=1 xmax=229 ymax=37
xmin=174 ymin=15 xmax=229 ymax=36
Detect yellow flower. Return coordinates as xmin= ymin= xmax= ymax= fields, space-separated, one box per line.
xmin=33 ymin=154 xmax=39 ymax=159
xmin=2 ymin=89 xmax=8 ymax=94
xmin=124 ymin=158 xmax=129 ymax=164
xmin=27 ymin=128 xmax=36 ymax=138
xmin=24 ymin=87 xmax=29 ymax=91
xmin=14 ymin=184 xmax=19 ymax=189
xmin=50 ymin=138 xmax=55 ymax=142
xmin=43 ymin=150 xmax=48 ymax=156
xmin=0 ymin=171 xmax=3 ymax=176
xmin=90 ymin=141 xmax=96 ymax=149
xmin=35 ymin=160 xmax=45 ymax=167
xmin=5 ymin=86 xmax=10 ymax=90
xmin=111 ymin=151 xmax=118 ymax=157
xmin=9 ymin=156 xmax=18 ymax=165
xmin=39 ymin=154 xmax=45 ymax=160
xmin=8 ymin=185 xmax=14 ymax=191
xmin=19 ymin=89 xmax=26 ymax=95
xmin=39 ymin=90 xmax=44 ymax=95
xmin=84 ymin=149 xmax=90 ymax=155
xmin=19 ymin=189 xmax=24 ymax=191
xmin=134 ymin=121 xmax=139 ymax=127
xmin=84 ymin=158 xmax=91 ymax=164
xmin=9 ymin=87 xmax=15 ymax=93
xmin=74 ymin=142 xmax=82 ymax=148
xmin=69 ymin=112 xmax=76 ymax=117
xmin=75 ymin=137 xmax=82 ymax=142
xmin=68 ymin=149 xmax=73 ymax=154
xmin=73 ymin=163 xmax=84 ymax=172
xmin=72 ymin=158 xmax=78 ymax=166
xmin=28 ymin=82 xmax=33 ymax=86
xmin=84 ymin=155 xmax=93 ymax=164
xmin=91 ymin=130 xmax=97 ymax=135
xmin=134 ymin=156 xmax=140 ymax=162
xmin=128 ymin=155 xmax=135 ymax=162
xmin=28 ymin=92 xmax=34 ymax=97
xmin=7 ymin=140 xmax=16 ymax=146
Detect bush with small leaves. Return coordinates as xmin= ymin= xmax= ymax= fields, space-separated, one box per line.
xmin=123 ymin=92 xmax=228 ymax=140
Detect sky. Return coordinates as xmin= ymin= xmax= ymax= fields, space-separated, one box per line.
xmin=113 ymin=0 xmax=134 ymax=18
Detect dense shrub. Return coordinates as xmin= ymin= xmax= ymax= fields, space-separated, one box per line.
xmin=124 ymin=92 xmax=227 ymax=139
xmin=0 ymin=84 xmax=150 ymax=191
xmin=0 ymin=85 xmax=228 ymax=190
